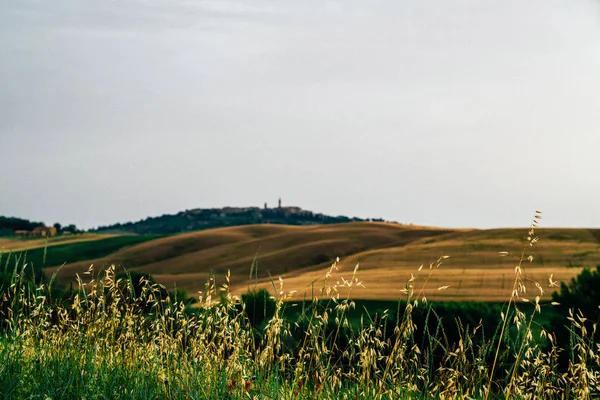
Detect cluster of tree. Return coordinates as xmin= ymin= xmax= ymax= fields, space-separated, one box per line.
xmin=548 ymin=265 xmax=600 ymax=369
xmin=552 ymin=266 xmax=600 ymax=318
xmin=0 ymin=216 xmax=81 ymax=237
xmin=51 ymin=223 xmax=81 ymax=235
xmin=92 ymin=207 xmax=370 ymax=235
xmin=0 ymin=216 xmax=45 ymax=236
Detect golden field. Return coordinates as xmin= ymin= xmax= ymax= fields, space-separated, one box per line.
xmin=30 ymin=222 xmax=600 ymax=302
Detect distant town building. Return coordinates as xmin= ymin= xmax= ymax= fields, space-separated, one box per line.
xmin=282 ymin=206 xmax=303 ymax=214
xmin=33 ymin=226 xmax=57 ymax=236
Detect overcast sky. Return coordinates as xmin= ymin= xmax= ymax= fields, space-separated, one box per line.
xmin=1 ymin=0 xmax=599 ymax=229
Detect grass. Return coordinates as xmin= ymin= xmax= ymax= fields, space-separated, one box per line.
xmin=0 ymin=233 xmax=115 ymax=252
xmin=2 ymin=212 xmax=600 ymax=398
xmin=48 ymin=222 xmax=454 ymax=296
xmin=11 ymin=234 xmax=164 ymax=270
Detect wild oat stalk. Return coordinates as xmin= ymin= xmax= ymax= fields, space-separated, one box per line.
xmin=486 ymin=211 xmax=542 ymax=399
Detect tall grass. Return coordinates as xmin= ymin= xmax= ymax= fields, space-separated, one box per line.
xmin=1 ymin=213 xmax=600 ymax=399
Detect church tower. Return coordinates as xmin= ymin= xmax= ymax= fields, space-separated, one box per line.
xmin=278 ymin=197 xmax=282 ymax=208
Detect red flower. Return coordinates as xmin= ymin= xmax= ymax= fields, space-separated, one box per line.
xmin=245 ymin=381 xmax=251 ymax=392
xmin=228 ymin=379 xmax=237 ymax=392
xmin=298 ymin=379 xmax=303 ymax=390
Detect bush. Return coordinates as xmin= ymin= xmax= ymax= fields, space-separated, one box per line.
xmin=549 ymin=265 xmax=600 ymax=367
xmin=241 ymin=288 xmax=276 ymax=328
xmin=552 ymin=265 xmax=600 ymax=320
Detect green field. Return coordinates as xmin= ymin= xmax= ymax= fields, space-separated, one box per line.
xmin=4 ymin=234 xmax=164 ymax=271
xmin=0 ymin=259 xmax=597 ymax=399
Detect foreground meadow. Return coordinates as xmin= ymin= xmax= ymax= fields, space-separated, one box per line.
xmin=2 ymin=214 xmax=600 ymax=399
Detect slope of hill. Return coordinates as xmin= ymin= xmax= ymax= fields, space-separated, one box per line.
xmin=45 ymin=223 xmax=600 ymax=302
xmin=54 ymin=222 xmax=450 ymax=289
xmin=268 ymin=228 xmax=600 ymax=302
xmin=91 ymin=206 xmax=374 ymax=234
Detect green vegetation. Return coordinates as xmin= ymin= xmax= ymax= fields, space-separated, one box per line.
xmin=93 ymin=207 xmax=370 ymax=234
xmin=1 ymin=256 xmax=599 ymax=399
xmin=0 ymin=216 xmax=81 ymax=236
xmin=12 ymin=234 xmax=163 ymax=270
xmin=552 ymin=265 xmax=600 ymax=328
xmin=0 ymin=216 xmax=45 ymax=236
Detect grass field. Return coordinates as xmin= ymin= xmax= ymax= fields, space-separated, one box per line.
xmin=40 ymin=223 xmax=600 ymax=302
xmin=3 ymin=217 xmax=600 ymax=398
xmin=2 ymin=247 xmax=599 ymax=399
xmin=2 ymin=234 xmax=163 ymax=272
xmin=0 ymin=233 xmax=116 ymax=252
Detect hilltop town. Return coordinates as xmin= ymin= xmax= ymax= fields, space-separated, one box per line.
xmin=1 ymin=200 xmax=388 ymax=237
xmin=92 ymin=199 xmax=381 ymax=235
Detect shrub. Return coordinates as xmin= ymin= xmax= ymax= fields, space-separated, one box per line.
xmin=553 ymin=265 xmax=600 ymax=320
xmin=241 ymin=288 xmax=276 ymax=328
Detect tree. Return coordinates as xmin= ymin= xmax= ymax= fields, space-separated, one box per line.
xmin=0 ymin=216 xmax=45 ymax=236
xmin=53 ymin=223 xmax=62 ymax=234
xmin=549 ymin=265 xmax=600 ymax=370
xmin=241 ymin=289 xmax=276 ymax=328
xmin=63 ymin=224 xmax=78 ymax=234
xmin=552 ymin=265 xmax=600 ymax=320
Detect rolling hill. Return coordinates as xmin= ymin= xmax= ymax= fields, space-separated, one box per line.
xmin=39 ymin=223 xmax=600 ymax=302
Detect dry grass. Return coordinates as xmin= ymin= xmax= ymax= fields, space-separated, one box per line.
xmin=262 ymin=227 xmax=597 ymax=302
xmin=45 ymin=224 xmax=600 ymax=303
xmin=50 ymin=222 xmax=452 ymax=294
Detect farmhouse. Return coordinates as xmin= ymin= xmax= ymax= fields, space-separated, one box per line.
xmin=14 ymin=226 xmax=57 ymax=237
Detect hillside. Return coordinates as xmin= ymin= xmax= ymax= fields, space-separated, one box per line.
xmin=44 ymin=223 xmax=600 ymax=302
xmin=265 ymin=228 xmax=600 ymax=302
xmin=50 ymin=222 xmax=446 ymax=290
xmin=91 ymin=205 xmax=374 ymax=234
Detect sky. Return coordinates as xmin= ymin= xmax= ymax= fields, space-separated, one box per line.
xmin=1 ymin=0 xmax=600 ymax=230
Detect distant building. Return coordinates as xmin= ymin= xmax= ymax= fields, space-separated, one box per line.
xmin=33 ymin=226 xmax=57 ymax=236
xmin=281 ymin=206 xmax=303 ymax=214
xmin=34 ymin=226 xmax=56 ymax=236
xmin=14 ymin=226 xmax=57 ymax=237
